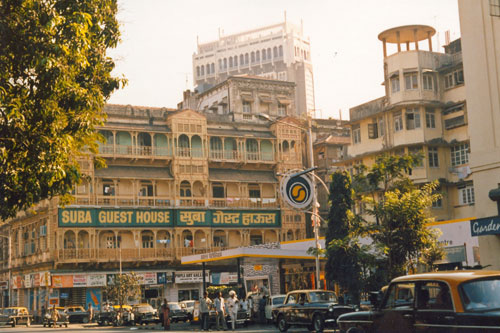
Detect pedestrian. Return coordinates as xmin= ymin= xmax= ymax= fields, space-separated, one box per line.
xmin=200 ymin=291 xmax=211 ymax=331
xmin=214 ymin=292 xmax=228 ymax=331
xmin=161 ymin=298 xmax=170 ymax=330
xmin=258 ymin=295 xmax=266 ymax=324
xmin=51 ymin=304 xmax=59 ymax=326
xmin=227 ymin=290 xmax=238 ymax=331
xmin=240 ymin=297 xmax=248 ymax=312
xmin=87 ymin=302 xmax=93 ymax=323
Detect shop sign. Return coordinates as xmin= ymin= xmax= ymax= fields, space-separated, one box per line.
xmin=24 ymin=274 xmax=31 ymax=288
xmin=52 ymin=275 xmax=73 ymax=288
xmin=33 ymin=273 xmax=40 ymax=287
xmin=280 ymin=172 xmax=314 ymax=209
xmin=60 ymin=292 xmax=69 ymax=299
xmin=49 ymin=289 xmax=59 ymax=306
xmin=88 ymin=274 xmax=107 ymax=287
xmin=157 ymin=272 xmax=166 ymax=284
xmin=211 ymin=272 xmax=238 ymax=285
xmin=106 ymin=274 xmax=117 ymax=286
xmin=86 ymin=288 xmax=102 ymax=311
xmin=0 ymin=281 xmax=8 ymax=290
xmin=12 ymin=276 xmax=22 ymax=289
xmin=471 ymin=216 xmax=500 ymax=236
xmin=59 ymin=208 xmax=173 ymax=227
xmin=175 ymin=270 xmax=210 ymax=284
xmin=73 ymin=274 xmax=88 ymax=287
xmin=40 ymin=272 xmax=51 ymax=287
xmin=138 ymin=272 xmax=157 ymax=285
xmin=176 ymin=210 xmax=280 ymax=228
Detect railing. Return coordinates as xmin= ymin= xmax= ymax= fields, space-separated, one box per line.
xmin=176 ymin=147 xmax=204 ymax=158
xmin=98 ymin=144 xmax=172 ymax=158
xmin=209 ymin=149 xmax=241 ymax=161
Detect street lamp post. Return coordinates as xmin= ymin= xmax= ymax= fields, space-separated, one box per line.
xmin=0 ymin=234 xmax=11 ymax=307
xmin=259 ymin=113 xmax=322 ymax=288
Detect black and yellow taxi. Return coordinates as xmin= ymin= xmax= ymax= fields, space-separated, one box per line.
xmin=338 ymin=270 xmax=500 ymax=333
xmin=0 ymin=307 xmax=32 ymax=327
xmin=274 ymin=289 xmax=355 ymax=332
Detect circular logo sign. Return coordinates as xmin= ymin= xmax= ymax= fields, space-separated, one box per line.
xmin=280 ymin=173 xmax=314 ymax=209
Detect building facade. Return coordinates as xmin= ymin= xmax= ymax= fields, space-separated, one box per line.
xmin=337 ymin=25 xmax=478 ymax=268
xmin=192 ymin=20 xmax=315 ymax=116
xmin=0 ymin=77 xmax=311 ymax=313
xmin=458 ymin=0 xmax=500 ymax=269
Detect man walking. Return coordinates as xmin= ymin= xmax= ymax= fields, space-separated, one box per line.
xmin=200 ymin=291 xmax=212 ymax=331
xmin=214 ymin=292 xmax=228 ymax=331
xmin=227 ymin=290 xmax=239 ymax=331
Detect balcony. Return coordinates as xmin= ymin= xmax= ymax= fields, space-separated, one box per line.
xmin=98 ymin=144 xmax=172 ymax=159
xmin=209 ymin=149 xmax=241 ymax=161
xmin=176 ymin=147 xmax=204 ymax=158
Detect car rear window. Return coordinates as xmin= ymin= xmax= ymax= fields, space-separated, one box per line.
xmin=309 ymin=291 xmax=337 ymax=303
xmin=273 ymin=296 xmax=285 ymax=305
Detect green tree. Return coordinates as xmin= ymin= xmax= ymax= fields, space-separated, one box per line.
xmin=325 ymin=170 xmax=362 ymax=304
xmin=354 ymin=154 xmax=442 ymax=280
xmin=105 ymin=273 xmax=141 ymax=309
xmin=0 ymin=0 xmax=124 ymax=220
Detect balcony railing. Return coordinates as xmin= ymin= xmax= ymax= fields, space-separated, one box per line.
xmin=98 ymin=144 xmax=172 ymax=159
xmin=176 ymin=147 xmax=204 ymax=158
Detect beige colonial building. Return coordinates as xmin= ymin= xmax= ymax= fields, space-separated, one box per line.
xmin=0 ymin=76 xmax=311 ymax=312
xmin=458 ymin=0 xmax=500 ymax=269
xmin=337 ymin=25 xmax=479 ymax=269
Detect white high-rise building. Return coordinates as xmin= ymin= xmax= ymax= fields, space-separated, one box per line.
xmin=192 ymin=20 xmax=315 ymax=116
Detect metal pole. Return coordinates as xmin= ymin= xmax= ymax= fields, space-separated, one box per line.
xmin=307 ymin=117 xmax=321 ymax=289
xmin=8 ymin=235 xmax=11 ymax=307
xmin=202 ymin=262 xmax=206 ymax=295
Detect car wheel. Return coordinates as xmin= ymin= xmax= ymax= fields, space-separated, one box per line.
xmin=82 ymin=317 xmax=89 ymax=323
xmin=11 ymin=319 xmax=16 ymax=327
xmin=277 ymin=315 xmax=288 ymax=332
xmin=313 ymin=314 xmax=324 ymax=333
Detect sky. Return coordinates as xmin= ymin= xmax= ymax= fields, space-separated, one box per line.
xmin=107 ymin=0 xmax=461 ymax=120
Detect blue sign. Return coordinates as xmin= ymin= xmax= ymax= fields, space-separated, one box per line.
xmin=60 ymin=293 xmax=69 ymax=299
xmin=471 ymin=216 xmax=500 ymax=236
xmin=86 ymin=288 xmax=102 ymax=311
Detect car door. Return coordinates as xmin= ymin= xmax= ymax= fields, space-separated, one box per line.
xmin=373 ymin=282 xmax=416 ymax=333
xmin=414 ymin=281 xmax=456 ymax=333
xmin=295 ymin=292 xmax=309 ymax=324
xmin=283 ymin=293 xmax=298 ymax=323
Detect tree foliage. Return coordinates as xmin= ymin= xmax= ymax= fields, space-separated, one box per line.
xmin=105 ymin=273 xmax=141 ymax=308
xmin=0 ymin=0 xmax=124 ymax=220
xmin=353 ymin=154 xmax=443 ymax=280
xmin=325 ymin=171 xmax=362 ymax=303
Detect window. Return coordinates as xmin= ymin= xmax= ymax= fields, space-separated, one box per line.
xmin=239 ymin=54 xmax=244 ymax=66
xmin=251 ymin=51 xmax=255 ymax=63
xmin=425 ymin=109 xmax=436 ymax=128
xmin=352 ymin=124 xmax=361 ymax=144
xmin=428 ymin=147 xmax=439 ymax=168
xmin=273 ymin=46 xmax=278 ymax=58
xmin=249 ymin=184 xmax=261 ymax=199
xmin=212 ymin=183 xmax=225 ymax=198
xmin=368 ymin=120 xmax=378 ymax=139
xmin=445 ymin=115 xmax=466 ymax=130
xmin=444 ymin=69 xmax=464 ymax=88
xmin=451 ymin=143 xmax=469 ymax=166
xmin=444 ymin=73 xmax=453 ymax=89
xmin=229 ymin=57 xmax=233 ymax=68
xmin=180 ymin=181 xmax=191 ymax=197
xmin=391 ymin=76 xmax=400 ymax=93
xmin=406 ymin=108 xmax=421 ymax=130
xmin=459 ymin=185 xmax=475 ymax=205
xmin=223 ymin=58 xmax=227 ymax=69
xmin=245 ymin=53 xmax=249 ymax=64
xmin=243 ymin=101 xmax=251 ymax=113
xmin=491 ymin=0 xmax=500 ymax=16
xmin=409 ymin=146 xmax=423 ymax=167
xmin=278 ymin=103 xmax=287 ymax=116
xmin=383 ymin=282 xmax=415 ymax=309
xmin=196 ymin=66 xmax=200 ymax=77
xmin=250 ymin=235 xmax=263 ymax=245
xmin=262 ymin=49 xmax=267 ymax=60
xmin=417 ymin=282 xmax=452 ymax=310
xmin=432 ymin=197 xmax=443 ymax=208
xmin=103 ymin=183 xmax=115 ymax=196
xmin=394 ymin=111 xmax=403 ymax=132
xmin=206 ymin=64 xmax=210 ymax=75
xmin=256 ymin=50 xmax=260 ymax=62
xmin=378 ymin=117 xmax=385 ymax=137
xmin=423 ymin=74 xmax=434 ymax=90
xmin=454 ymin=69 xmax=464 ymax=85
xmin=142 ymin=234 xmax=153 ymax=248
xmin=233 ymin=56 xmax=237 ymax=67
xmin=211 ymin=63 xmax=215 ymax=73
xmin=405 ymin=73 xmax=418 ymax=90
xmin=279 ymin=45 xmax=283 ymax=57
xmin=39 ymin=225 xmax=47 ymax=237
xmin=200 ymin=65 xmax=204 ymax=76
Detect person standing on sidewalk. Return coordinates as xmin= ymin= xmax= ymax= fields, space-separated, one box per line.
xmin=215 ymin=292 xmax=228 ymax=331
xmin=227 ymin=290 xmax=239 ymax=331
xmin=200 ymin=291 xmax=212 ymax=331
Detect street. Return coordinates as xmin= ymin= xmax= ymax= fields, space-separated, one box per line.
xmin=0 ymin=322 xmax=338 ymax=332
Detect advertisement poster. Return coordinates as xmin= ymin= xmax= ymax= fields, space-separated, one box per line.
xmin=73 ymin=275 xmax=88 ymax=287
xmin=49 ymin=289 xmax=59 ymax=306
xmin=40 ymin=272 xmax=51 ymax=287
xmin=86 ymin=288 xmax=102 ymax=311
xmin=138 ymin=272 xmax=157 ymax=285
xmin=87 ymin=274 xmax=106 ymax=287
xmin=52 ymin=275 xmax=73 ymax=288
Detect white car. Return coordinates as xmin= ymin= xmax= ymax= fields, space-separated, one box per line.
xmin=179 ymin=300 xmax=196 ymax=321
xmin=265 ymin=294 xmax=286 ymax=322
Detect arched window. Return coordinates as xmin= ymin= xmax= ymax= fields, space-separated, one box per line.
xmin=262 ymin=49 xmax=267 ymax=60
xmin=279 ymin=45 xmax=283 ymax=57
xmin=218 ymin=59 xmax=222 ymax=70
xmin=267 ymin=48 xmax=271 ymax=59
xmin=223 ymin=58 xmax=227 ymax=69
xmin=178 ymin=134 xmax=190 ymax=157
xmin=256 ymin=50 xmax=260 ymax=62
xmin=229 ymin=57 xmax=233 ymax=68
xmin=206 ymin=64 xmax=210 ymax=75
xmin=283 ymin=140 xmax=289 ymax=153
xmin=196 ymin=66 xmax=200 ymax=77
xmin=240 ymin=54 xmax=244 ymax=65
xmin=251 ymin=51 xmax=255 ymax=63
xmin=245 ymin=53 xmax=249 ymax=64
xmin=234 ymin=56 xmax=238 ymax=66
xmin=211 ymin=63 xmax=215 ymax=73
xmin=273 ymin=46 xmax=278 ymax=58
xmin=180 ymin=181 xmax=192 ymax=197
xmin=200 ymin=65 xmax=204 ymax=76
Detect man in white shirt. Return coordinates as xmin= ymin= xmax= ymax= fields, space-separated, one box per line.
xmin=227 ymin=290 xmax=239 ymax=331
xmin=214 ymin=292 xmax=228 ymax=331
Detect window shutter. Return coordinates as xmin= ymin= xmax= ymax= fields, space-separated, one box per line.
xmin=368 ymin=123 xmax=378 ymax=139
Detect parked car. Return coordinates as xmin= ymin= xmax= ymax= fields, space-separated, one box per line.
xmin=0 ymin=307 xmax=32 ymax=327
xmin=180 ymin=300 xmax=196 ymax=320
xmin=42 ymin=307 xmax=69 ymax=328
xmin=64 ymin=305 xmax=89 ymax=323
xmin=207 ymin=305 xmax=251 ymax=328
xmin=338 ymin=270 xmax=500 ymax=333
xmin=274 ymin=290 xmax=355 ymax=332
xmin=132 ymin=303 xmax=160 ymax=325
xmin=112 ymin=305 xmax=134 ymax=325
xmin=265 ymin=294 xmax=286 ymax=322
xmin=168 ymin=302 xmax=189 ymax=323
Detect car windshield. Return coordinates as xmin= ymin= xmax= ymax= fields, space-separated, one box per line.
xmin=169 ymin=303 xmax=181 ymax=310
xmin=185 ymin=301 xmax=195 ymax=307
xmin=273 ymin=296 xmax=285 ymax=305
xmin=308 ymin=291 xmax=337 ymax=303
xmin=461 ymin=277 xmax=500 ymax=312
xmin=3 ymin=309 xmax=15 ymax=315
xmin=135 ymin=306 xmax=154 ymax=312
